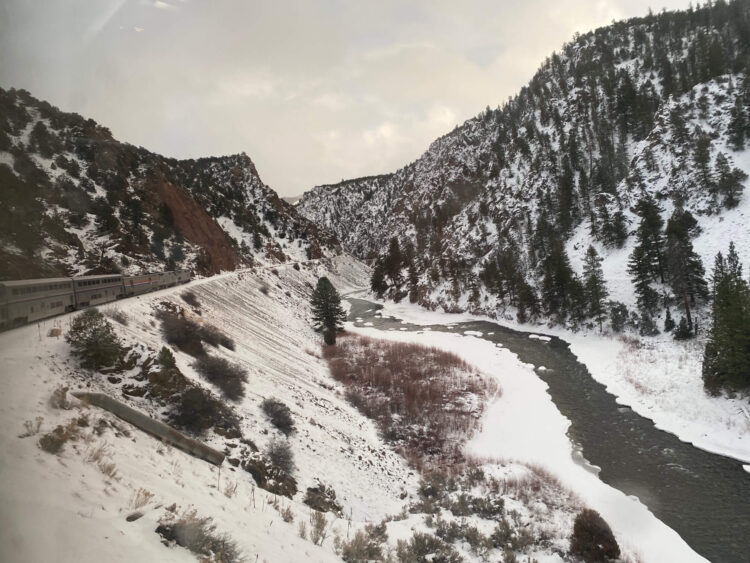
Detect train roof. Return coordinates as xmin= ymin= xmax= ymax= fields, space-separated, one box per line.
xmin=72 ymin=274 xmax=124 ymax=281
xmin=0 ymin=278 xmax=72 ymax=287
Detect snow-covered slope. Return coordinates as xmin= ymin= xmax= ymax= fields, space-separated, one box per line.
xmin=0 ymin=87 xmax=340 ymax=280
xmin=0 ymin=256 xmax=414 ymax=562
xmin=0 ymin=253 xmax=709 ymax=562
xmin=298 ymin=1 xmax=750 ymax=329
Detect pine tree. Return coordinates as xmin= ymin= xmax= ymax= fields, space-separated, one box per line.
xmin=383 ymin=237 xmax=403 ymax=284
xmin=715 ymin=152 xmax=747 ymax=209
xmin=703 ymin=243 xmax=750 ymax=394
xmin=664 ymin=206 xmax=708 ymax=334
xmin=541 ymin=240 xmax=580 ymax=324
xmin=370 ymin=261 xmax=388 ymax=298
xmin=582 ymin=245 xmax=609 ymax=331
xmin=728 ymin=94 xmax=746 ymax=151
xmin=693 ymin=132 xmax=714 ymax=198
xmin=407 ymin=261 xmax=419 ymax=303
xmin=627 ymin=195 xmax=665 ymax=314
xmin=310 ymin=277 xmax=346 ymax=345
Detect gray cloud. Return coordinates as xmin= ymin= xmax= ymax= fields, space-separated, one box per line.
xmin=0 ymin=0 xmax=691 ymax=195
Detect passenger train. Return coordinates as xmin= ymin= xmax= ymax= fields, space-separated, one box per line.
xmin=0 ymin=270 xmax=192 ymax=331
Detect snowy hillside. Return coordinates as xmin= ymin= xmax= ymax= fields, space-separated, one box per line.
xmin=298 ymin=1 xmax=750 ymax=332
xmin=0 ymin=87 xmax=339 ymax=280
xmin=0 ymin=254 xmax=709 ymax=562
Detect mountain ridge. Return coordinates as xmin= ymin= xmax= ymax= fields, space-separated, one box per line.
xmin=298 ymin=0 xmax=750 ymax=332
xmin=0 ymin=87 xmax=340 ymax=280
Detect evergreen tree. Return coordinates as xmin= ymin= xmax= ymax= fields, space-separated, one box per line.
xmin=664 ymin=206 xmax=708 ymax=334
xmin=370 ymin=261 xmax=388 ymax=298
xmin=407 ymin=261 xmax=419 ymax=303
xmin=310 ymin=277 xmax=346 ymax=345
xmin=627 ymin=195 xmax=665 ymax=314
xmin=540 ymin=240 xmax=580 ymax=324
xmin=728 ymin=94 xmax=746 ymax=151
xmin=703 ymin=243 xmax=750 ymax=394
xmin=693 ymin=132 xmax=714 ymax=198
xmin=715 ymin=152 xmax=747 ymax=209
xmin=582 ymin=245 xmax=609 ymax=331
xmin=664 ymin=308 xmax=676 ymax=332
xmin=383 ymin=237 xmax=403 ymax=284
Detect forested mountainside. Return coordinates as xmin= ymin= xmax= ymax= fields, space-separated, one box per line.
xmin=299 ymin=0 xmax=750 ymax=335
xmin=0 ymin=87 xmax=339 ymax=280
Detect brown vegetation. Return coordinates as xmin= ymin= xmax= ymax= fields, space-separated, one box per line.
xmin=322 ymin=334 xmax=497 ymax=471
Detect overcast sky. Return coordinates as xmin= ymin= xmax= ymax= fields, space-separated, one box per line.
xmin=0 ymin=0 xmax=691 ymax=196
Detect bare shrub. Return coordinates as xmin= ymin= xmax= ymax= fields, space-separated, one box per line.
xmin=309 ymin=510 xmax=329 ymax=546
xmin=38 ymin=420 xmax=79 ymax=454
xmin=265 ymin=437 xmax=295 ymax=474
xmin=570 ymin=508 xmax=620 ymax=562
xmin=159 ymin=312 xmax=207 ymax=357
xmin=158 ymin=311 xmax=234 ymax=357
xmin=170 ymin=387 xmax=240 ymax=437
xmin=200 ymin=324 xmax=235 ymax=351
xmin=104 ymin=308 xmax=129 ymax=326
xmin=396 ymin=531 xmax=461 ymax=562
xmin=241 ymin=453 xmax=297 ymax=498
xmin=303 ymin=482 xmax=343 ymax=516
xmin=298 ymin=521 xmax=307 ymax=540
xmin=192 ymin=355 xmax=247 ymax=401
xmin=322 ymin=334 xmax=496 ymax=470
xmin=261 ymin=397 xmax=295 ymax=436
xmin=180 ymin=290 xmax=200 ymax=309
xmin=341 ymin=523 xmax=388 ymax=562
xmin=156 ymin=509 xmax=244 ymax=563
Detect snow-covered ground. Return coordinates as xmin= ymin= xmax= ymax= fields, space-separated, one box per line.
xmin=347 ymin=314 xmax=706 ymax=562
xmin=0 ymin=251 xmax=725 ymax=562
xmin=0 ymin=255 xmax=418 ymax=562
xmin=363 ymin=279 xmax=750 ymax=466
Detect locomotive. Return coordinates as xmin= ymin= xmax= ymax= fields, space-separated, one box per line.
xmin=0 ymin=270 xmax=192 ymax=331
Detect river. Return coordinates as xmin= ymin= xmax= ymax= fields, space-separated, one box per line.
xmin=347 ymin=297 xmax=750 ymax=563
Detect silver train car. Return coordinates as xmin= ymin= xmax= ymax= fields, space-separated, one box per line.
xmin=0 ymin=269 xmax=192 ymax=331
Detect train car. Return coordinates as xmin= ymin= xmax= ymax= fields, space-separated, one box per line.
xmin=122 ymin=273 xmax=160 ymax=296
xmin=159 ymin=271 xmax=178 ymax=288
xmin=0 ymin=269 xmax=193 ymax=332
xmin=72 ymin=275 xmax=125 ymax=308
xmin=0 ymin=278 xmax=75 ymax=330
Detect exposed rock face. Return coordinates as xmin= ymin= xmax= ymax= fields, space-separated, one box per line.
xmin=152 ymin=178 xmax=239 ymax=274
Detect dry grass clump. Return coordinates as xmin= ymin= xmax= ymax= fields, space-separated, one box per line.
xmin=38 ymin=419 xmax=81 ymax=454
xmin=322 ymin=334 xmax=497 ymax=470
xmin=131 ymin=487 xmax=155 ymax=508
